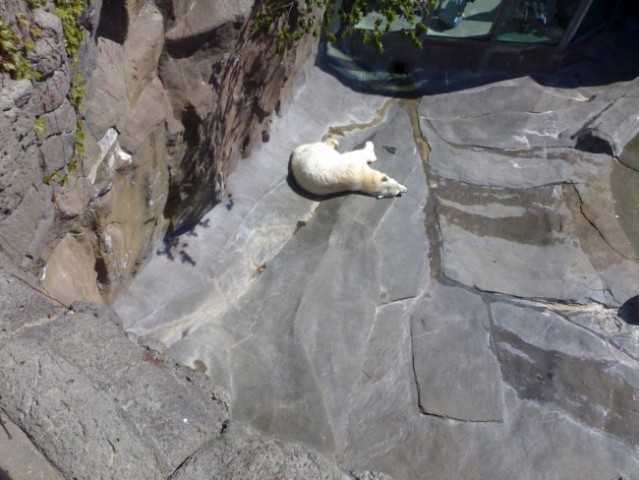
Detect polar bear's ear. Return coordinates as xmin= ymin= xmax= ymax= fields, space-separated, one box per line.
xmin=324 ymin=138 xmax=339 ymax=149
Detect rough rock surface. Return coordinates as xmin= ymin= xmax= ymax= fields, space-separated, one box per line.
xmin=171 ymin=425 xmax=350 ymax=480
xmin=0 ymin=4 xmax=65 ymax=274
xmin=0 ymin=285 xmax=227 ymax=478
xmin=116 ymin=18 xmax=639 ymax=480
xmin=158 ymin=0 xmax=315 ymax=233
xmin=0 ymin=413 xmax=65 ymax=480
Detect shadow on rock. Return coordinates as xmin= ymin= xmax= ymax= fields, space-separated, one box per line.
xmin=156 ymin=218 xmax=212 ymax=266
xmin=618 ymin=295 xmax=639 ymax=325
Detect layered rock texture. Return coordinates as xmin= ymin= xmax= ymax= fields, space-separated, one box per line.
xmin=115 ymin=16 xmax=639 ymax=480
xmin=1 ymin=1 xmax=71 ymax=276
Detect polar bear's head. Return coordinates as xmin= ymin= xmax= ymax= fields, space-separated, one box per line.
xmin=362 ymin=170 xmax=407 ymax=198
xmin=375 ymin=173 xmax=408 ymax=198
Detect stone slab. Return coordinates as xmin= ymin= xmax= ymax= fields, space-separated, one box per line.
xmin=436 ymin=181 xmax=610 ymax=304
xmin=411 ymin=282 xmax=503 ymax=422
xmin=491 ymin=301 xmax=639 ymax=445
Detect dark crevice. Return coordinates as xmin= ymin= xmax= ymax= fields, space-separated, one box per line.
xmin=0 ymin=468 xmax=13 ymax=480
xmin=96 ymin=0 xmax=128 ymax=44
xmin=94 ymin=256 xmax=109 ymax=286
xmin=574 ymin=128 xmax=615 ymax=156
xmin=438 ymin=270 xmax=615 ymax=310
xmin=417 ymin=407 xmax=503 ymax=424
xmin=153 ymin=0 xmax=176 ymax=30
xmin=180 ymin=106 xmax=203 ymax=152
xmin=408 ymin=310 xmax=425 ymax=418
xmin=570 ymin=101 xmax=616 ymax=151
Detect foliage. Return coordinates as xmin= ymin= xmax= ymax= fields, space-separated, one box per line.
xmin=0 ymin=16 xmax=39 ymax=80
xmin=0 ymin=0 xmax=87 ymax=184
xmin=53 ymin=0 xmax=88 ymax=183
xmin=253 ymin=0 xmax=322 ymax=53
xmin=252 ymin=0 xmax=436 ymax=54
xmin=54 ymin=0 xmax=86 ymax=61
xmin=34 ymin=116 xmax=46 ymax=137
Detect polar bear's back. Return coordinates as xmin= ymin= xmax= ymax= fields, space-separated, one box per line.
xmin=291 ymin=142 xmax=360 ymax=196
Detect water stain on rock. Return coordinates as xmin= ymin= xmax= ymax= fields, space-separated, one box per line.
xmin=611 ymin=134 xmax=639 ymax=257
xmin=436 ymin=181 xmax=564 ymax=246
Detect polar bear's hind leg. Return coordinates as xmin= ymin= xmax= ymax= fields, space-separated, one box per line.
xmin=363 ymin=141 xmax=376 ymax=163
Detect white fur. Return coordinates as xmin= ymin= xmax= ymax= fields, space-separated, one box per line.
xmin=290 ymin=140 xmax=407 ymax=199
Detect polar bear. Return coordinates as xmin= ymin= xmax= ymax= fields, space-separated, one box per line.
xmin=290 ymin=139 xmax=407 ymax=198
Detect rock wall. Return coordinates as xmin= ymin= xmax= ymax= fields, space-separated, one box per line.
xmin=1 ymin=0 xmax=315 ymax=305
xmin=1 ymin=1 xmax=71 ymax=276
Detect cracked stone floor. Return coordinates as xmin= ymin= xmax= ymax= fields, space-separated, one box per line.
xmin=115 ymin=40 xmax=639 ymax=479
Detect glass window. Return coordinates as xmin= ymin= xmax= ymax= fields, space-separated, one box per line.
xmin=426 ymin=0 xmax=505 ymax=39
xmin=354 ymin=10 xmax=420 ymax=33
xmin=495 ymin=0 xmax=581 ymax=45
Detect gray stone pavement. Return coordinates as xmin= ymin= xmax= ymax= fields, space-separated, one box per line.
xmin=115 ymin=36 xmax=639 ymax=479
